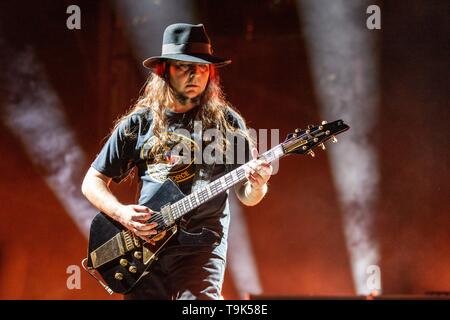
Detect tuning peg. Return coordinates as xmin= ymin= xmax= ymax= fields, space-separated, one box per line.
xmin=307 ymin=124 xmax=314 ymax=129
xmin=307 ymin=150 xmax=315 ymax=157
xmin=321 ymin=120 xmax=328 ymax=125
xmin=319 ymin=143 xmax=326 ymax=150
xmin=294 ymin=128 xmax=300 ymax=133
xmin=331 ymin=136 xmax=338 ymax=143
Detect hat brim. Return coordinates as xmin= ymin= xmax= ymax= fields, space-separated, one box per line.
xmin=143 ymin=53 xmax=231 ymax=69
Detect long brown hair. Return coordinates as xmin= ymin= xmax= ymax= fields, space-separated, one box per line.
xmin=113 ymin=62 xmax=253 ymax=161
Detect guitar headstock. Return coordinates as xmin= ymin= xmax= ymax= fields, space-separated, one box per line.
xmin=282 ymin=120 xmax=350 ymax=157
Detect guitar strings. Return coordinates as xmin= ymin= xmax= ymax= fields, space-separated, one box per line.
xmin=142 ymin=149 xmax=275 ymax=231
xmin=142 ymin=125 xmax=338 ymax=237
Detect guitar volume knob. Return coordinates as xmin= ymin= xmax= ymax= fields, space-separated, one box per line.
xmin=114 ymin=272 xmax=124 ymax=280
xmin=129 ymin=266 xmax=138 ymax=273
xmin=120 ymin=258 xmax=128 ymax=266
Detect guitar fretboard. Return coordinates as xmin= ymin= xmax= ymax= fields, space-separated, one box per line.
xmin=169 ymin=144 xmax=285 ymax=220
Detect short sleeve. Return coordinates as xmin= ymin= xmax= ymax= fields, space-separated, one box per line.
xmin=225 ymin=107 xmax=252 ymax=172
xmin=91 ymin=117 xmax=138 ymax=183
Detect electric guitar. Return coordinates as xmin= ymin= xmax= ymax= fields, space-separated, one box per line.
xmin=83 ymin=119 xmax=350 ymax=294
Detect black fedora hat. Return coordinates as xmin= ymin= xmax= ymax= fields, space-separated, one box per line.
xmin=143 ymin=23 xmax=231 ymax=69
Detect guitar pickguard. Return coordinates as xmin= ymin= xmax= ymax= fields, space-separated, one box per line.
xmin=86 ymin=179 xmax=185 ymax=294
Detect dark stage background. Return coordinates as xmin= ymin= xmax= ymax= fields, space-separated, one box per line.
xmin=0 ymin=0 xmax=448 ymax=299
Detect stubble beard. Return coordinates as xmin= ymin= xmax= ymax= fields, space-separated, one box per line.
xmin=170 ymin=86 xmax=202 ymax=106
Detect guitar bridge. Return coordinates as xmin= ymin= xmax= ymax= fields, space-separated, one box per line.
xmin=122 ymin=230 xmax=137 ymax=251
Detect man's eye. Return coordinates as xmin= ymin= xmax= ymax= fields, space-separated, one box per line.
xmin=177 ymin=64 xmax=189 ymax=71
xmin=175 ymin=64 xmax=208 ymax=72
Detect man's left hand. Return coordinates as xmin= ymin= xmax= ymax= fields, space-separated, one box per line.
xmin=244 ymin=147 xmax=273 ymax=189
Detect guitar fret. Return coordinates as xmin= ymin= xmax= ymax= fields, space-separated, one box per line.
xmin=237 ymin=169 xmax=245 ymax=180
xmin=198 ymin=189 xmax=205 ymax=202
xmin=193 ymin=192 xmax=200 ymax=206
xmin=219 ymin=177 xmax=226 ymax=190
xmin=225 ymin=174 xmax=233 ymax=186
xmin=231 ymin=170 xmax=237 ymax=182
xmin=275 ymin=145 xmax=284 ymax=158
xmin=214 ymin=185 xmax=220 ymax=194
xmin=201 ymin=189 xmax=208 ymax=202
xmin=190 ymin=195 xmax=197 ymax=208
xmin=171 ymin=205 xmax=178 ymax=219
xmin=184 ymin=198 xmax=191 ymax=211
xmin=217 ymin=178 xmax=223 ymax=189
xmin=260 ymin=154 xmax=268 ymax=162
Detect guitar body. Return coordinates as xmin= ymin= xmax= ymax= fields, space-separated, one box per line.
xmin=86 ymin=178 xmax=185 ymax=294
xmin=84 ymin=119 xmax=350 ymax=294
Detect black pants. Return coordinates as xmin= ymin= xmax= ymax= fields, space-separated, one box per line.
xmin=124 ymin=250 xmax=226 ymax=300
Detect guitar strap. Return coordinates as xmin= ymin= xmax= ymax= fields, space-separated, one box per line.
xmin=190 ymin=105 xmax=217 ymax=194
xmin=180 ymin=107 xmax=217 ymax=228
xmin=191 ymin=162 xmax=215 ymax=192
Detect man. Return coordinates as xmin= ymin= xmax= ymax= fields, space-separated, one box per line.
xmin=81 ymin=23 xmax=272 ymax=299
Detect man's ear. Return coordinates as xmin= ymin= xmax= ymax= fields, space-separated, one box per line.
xmin=155 ymin=61 xmax=169 ymax=80
xmin=209 ymin=65 xmax=217 ymax=81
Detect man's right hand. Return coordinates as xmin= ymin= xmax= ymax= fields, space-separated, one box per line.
xmin=115 ymin=205 xmax=158 ymax=241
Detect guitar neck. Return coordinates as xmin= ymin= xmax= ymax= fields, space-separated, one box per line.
xmin=169 ymin=144 xmax=286 ymax=220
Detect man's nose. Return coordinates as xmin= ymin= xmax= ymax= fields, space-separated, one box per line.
xmin=188 ymin=65 xmax=201 ymax=75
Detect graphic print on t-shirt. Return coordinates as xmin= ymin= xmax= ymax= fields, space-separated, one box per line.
xmin=140 ymin=131 xmax=200 ymax=185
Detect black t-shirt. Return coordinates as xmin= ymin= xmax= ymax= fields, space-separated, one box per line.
xmin=91 ymin=105 xmax=250 ymax=259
